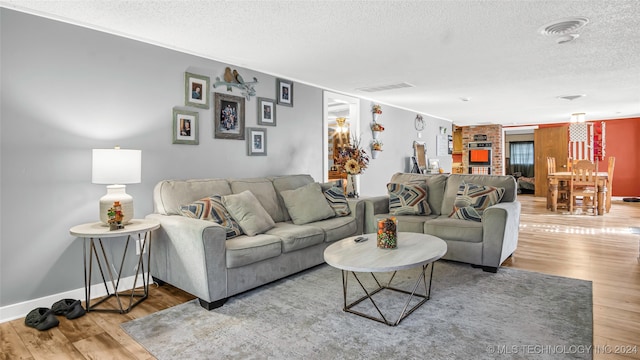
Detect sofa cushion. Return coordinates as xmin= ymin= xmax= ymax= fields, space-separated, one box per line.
xmin=265 ymin=222 xmax=325 ymax=253
xmin=223 ymin=190 xmax=276 ymax=236
xmin=372 ymin=213 xmax=433 ymax=234
xmin=307 ymin=216 xmax=358 ymax=243
xmin=280 ymin=183 xmax=336 ymax=225
xmin=424 ymin=217 xmax=484 ymax=243
xmin=225 ymin=234 xmax=282 ymax=268
xmin=449 ymin=182 xmax=505 ymax=222
xmin=178 ymin=195 xmax=243 ymax=239
xmin=229 ymin=178 xmax=285 ymax=222
xmin=270 ymin=174 xmax=315 ymax=222
xmin=153 ymin=179 xmax=232 ymax=215
xmin=387 ymin=182 xmax=430 ymax=215
xmin=389 ymin=173 xmax=448 ymax=215
xmin=323 ymin=186 xmax=351 ymax=216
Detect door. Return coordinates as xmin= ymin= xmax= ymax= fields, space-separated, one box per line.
xmin=534 ymin=126 xmax=568 ymax=197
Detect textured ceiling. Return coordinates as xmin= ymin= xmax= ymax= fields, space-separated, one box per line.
xmin=3 ymin=0 xmax=640 ymax=126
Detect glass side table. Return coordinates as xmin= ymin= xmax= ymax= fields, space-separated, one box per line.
xmin=69 ymin=219 xmax=160 ymax=314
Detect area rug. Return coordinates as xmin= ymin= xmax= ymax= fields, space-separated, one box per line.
xmin=122 ymin=261 xmax=592 ymax=359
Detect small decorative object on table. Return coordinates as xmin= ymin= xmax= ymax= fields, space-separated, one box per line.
xmin=377 ymin=217 xmax=397 ymax=249
xmin=107 ymin=201 xmax=125 ymax=230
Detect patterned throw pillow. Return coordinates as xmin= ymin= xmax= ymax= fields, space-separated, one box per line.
xmin=387 ymin=182 xmax=431 ymax=215
xmin=179 ymin=195 xmax=243 ymax=239
xmin=324 ymin=186 xmax=351 ymax=216
xmin=449 ymin=182 xmax=505 ymax=222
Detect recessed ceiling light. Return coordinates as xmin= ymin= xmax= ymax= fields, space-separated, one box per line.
xmin=557 ymin=94 xmax=586 ymax=101
xmin=556 ymin=34 xmax=579 ymax=44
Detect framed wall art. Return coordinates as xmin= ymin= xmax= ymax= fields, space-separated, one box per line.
xmin=214 ymin=93 xmax=245 ymax=140
xmin=257 ymin=97 xmax=276 ymax=126
xmin=246 ymin=127 xmax=267 ymax=156
xmin=185 ymin=72 xmax=210 ymax=109
xmin=276 ymin=78 xmax=293 ymax=107
xmin=172 ymin=108 xmax=199 ymax=145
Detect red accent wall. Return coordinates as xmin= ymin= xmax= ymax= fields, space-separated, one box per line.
xmin=538 ymin=118 xmax=639 ymax=196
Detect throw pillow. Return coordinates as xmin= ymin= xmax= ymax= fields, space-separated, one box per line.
xmin=387 ymin=182 xmax=431 ymax=215
xmin=449 ymin=182 xmax=505 ymax=222
xmin=222 ymin=190 xmax=276 ymax=236
xmin=178 ymin=195 xmax=243 ymax=239
xmin=280 ymin=183 xmax=336 ymax=225
xmin=323 ymin=186 xmax=351 ymax=216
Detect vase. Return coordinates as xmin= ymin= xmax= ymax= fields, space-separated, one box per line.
xmin=345 ymin=174 xmax=359 ymax=198
xmin=372 ymin=150 xmax=381 ymax=159
xmin=372 ymin=130 xmax=380 ymax=139
xmin=373 ymin=113 xmax=380 ymax=122
xmin=377 ymin=217 xmax=397 ymax=249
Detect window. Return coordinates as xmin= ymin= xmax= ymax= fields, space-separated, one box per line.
xmin=509 ymin=141 xmax=534 ymax=177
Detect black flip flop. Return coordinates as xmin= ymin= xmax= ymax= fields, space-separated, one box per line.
xmin=24 ymin=308 xmax=59 ymax=331
xmin=52 ymin=299 xmax=86 ymax=319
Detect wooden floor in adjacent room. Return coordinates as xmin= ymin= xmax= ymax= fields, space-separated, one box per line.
xmin=1 ymin=195 xmax=639 ymax=359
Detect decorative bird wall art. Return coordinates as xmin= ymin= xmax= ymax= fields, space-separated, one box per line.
xmin=213 ymin=67 xmax=258 ymax=100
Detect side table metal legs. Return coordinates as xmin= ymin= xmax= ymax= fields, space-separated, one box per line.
xmin=83 ymin=231 xmax=152 ymax=313
xmin=341 ymin=262 xmax=435 ymax=326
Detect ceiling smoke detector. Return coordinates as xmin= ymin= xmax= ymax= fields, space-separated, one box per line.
xmin=556 ymin=34 xmax=579 ymax=44
xmin=538 ymin=17 xmax=589 ymax=36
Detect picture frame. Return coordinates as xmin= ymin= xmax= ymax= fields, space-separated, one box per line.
xmin=276 ymin=78 xmax=293 ymax=107
xmin=185 ymin=72 xmax=210 ymax=109
xmin=246 ymin=127 xmax=267 ymax=156
xmin=257 ymin=97 xmax=277 ymax=126
xmin=172 ymin=108 xmax=199 ymax=145
xmin=214 ymin=93 xmax=245 ymax=140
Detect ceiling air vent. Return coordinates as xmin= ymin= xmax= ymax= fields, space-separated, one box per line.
xmin=356 ymin=82 xmax=414 ymax=93
xmin=557 ymin=94 xmax=586 ymax=101
xmin=538 ymin=17 xmax=589 ymax=36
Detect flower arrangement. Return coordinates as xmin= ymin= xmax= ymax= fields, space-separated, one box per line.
xmin=372 ymin=104 xmax=382 ymax=114
xmin=371 ymin=122 xmax=385 ymax=132
xmin=371 ymin=139 xmax=383 ymax=151
xmin=334 ymin=136 xmax=369 ymax=175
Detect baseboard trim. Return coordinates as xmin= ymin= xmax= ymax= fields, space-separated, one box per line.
xmin=0 ymin=273 xmax=147 ymax=323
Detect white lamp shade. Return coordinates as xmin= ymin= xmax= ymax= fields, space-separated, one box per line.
xmin=92 ymin=148 xmax=141 ymax=224
xmin=92 ymin=148 xmax=141 ymax=184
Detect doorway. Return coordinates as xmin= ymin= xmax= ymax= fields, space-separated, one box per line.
xmin=322 ymin=91 xmax=360 ymax=182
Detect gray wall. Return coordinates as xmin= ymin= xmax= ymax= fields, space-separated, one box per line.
xmin=0 ymin=9 xmax=451 ymax=309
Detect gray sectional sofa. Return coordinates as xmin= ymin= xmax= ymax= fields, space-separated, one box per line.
xmin=146 ymin=174 xmax=363 ymax=310
xmin=364 ymin=172 xmax=520 ymax=272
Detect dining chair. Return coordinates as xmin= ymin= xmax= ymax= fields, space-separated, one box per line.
xmin=546 ymin=156 xmax=569 ymax=210
xmin=569 ymin=160 xmax=599 ymax=215
xmin=606 ymin=156 xmax=615 ymax=213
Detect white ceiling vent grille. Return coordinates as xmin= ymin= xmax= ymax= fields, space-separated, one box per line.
xmin=356 ymin=82 xmax=414 ymax=93
xmin=557 ymin=94 xmax=586 ymax=101
xmin=538 ymin=17 xmax=589 ymax=36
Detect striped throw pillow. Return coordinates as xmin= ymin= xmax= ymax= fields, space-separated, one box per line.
xmin=179 ymin=195 xmax=243 ymax=238
xmin=324 ymin=186 xmax=351 ymax=216
xmin=450 ymin=182 xmax=505 ymax=222
xmin=387 ymin=183 xmax=430 ymax=215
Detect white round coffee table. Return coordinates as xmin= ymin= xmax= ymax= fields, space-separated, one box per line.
xmin=324 ymin=232 xmax=447 ymax=326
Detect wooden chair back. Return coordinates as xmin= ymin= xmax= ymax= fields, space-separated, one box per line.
xmin=571 ymin=160 xmax=598 ymax=187
xmin=546 ymin=157 xmax=556 ymax=174
xmin=605 ymin=156 xmax=616 ymax=212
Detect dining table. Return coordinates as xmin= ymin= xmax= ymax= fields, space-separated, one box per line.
xmin=547 ymin=171 xmax=609 ymax=215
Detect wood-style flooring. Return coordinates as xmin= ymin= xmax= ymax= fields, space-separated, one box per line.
xmin=1 ymin=195 xmax=639 ymax=359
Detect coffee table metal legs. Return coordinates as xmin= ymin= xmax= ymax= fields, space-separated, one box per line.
xmin=341 ymin=262 xmax=435 ymax=326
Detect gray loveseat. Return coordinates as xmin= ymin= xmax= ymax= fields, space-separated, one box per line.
xmin=146 ymin=174 xmax=364 ymax=309
xmin=364 ymin=173 xmax=520 ymax=272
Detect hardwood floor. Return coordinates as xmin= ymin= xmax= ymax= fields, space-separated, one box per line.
xmin=2 ymin=195 xmax=639 ymax=359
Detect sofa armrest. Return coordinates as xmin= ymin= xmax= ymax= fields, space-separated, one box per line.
xmin=481 ymin=201 xmax=521 ymax=268
xmin=346 ymin=198 xmax=365 ymax=235
xmin=363 ymin=196 xmax=390 ymax=233
xmin=146 ymin=214 xmax=228 ymax=302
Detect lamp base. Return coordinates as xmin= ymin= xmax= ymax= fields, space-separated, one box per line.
xmin=99 ymin=185 xmax=134 ymax=225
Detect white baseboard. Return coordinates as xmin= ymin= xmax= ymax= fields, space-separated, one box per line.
xmin=0 ymin=273 xmax=148 ymax=323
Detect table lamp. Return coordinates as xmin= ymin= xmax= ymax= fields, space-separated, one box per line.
xmin=92 ymin=147 xmax=141 ymax=225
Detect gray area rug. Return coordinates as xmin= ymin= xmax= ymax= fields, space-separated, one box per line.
xmin=122 ymin=261 xmax=592 ymax=359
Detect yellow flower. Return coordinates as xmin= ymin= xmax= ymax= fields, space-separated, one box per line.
xmin=344 ymin=159 xmax=361 ymax=175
